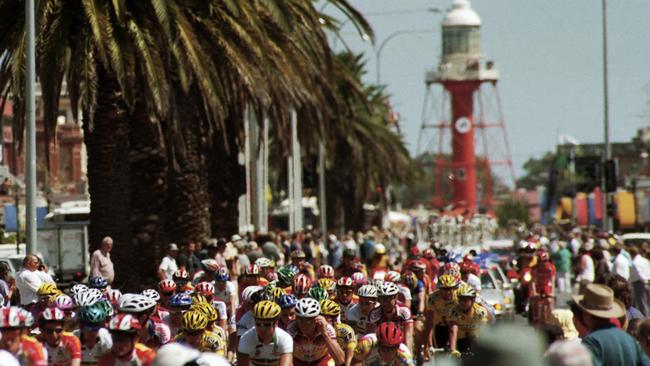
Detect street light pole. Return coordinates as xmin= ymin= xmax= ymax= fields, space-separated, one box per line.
xmin=375 ymin=29 xmax=435 ymax=84
xmin=25 ymin=0 xmax=37 ymax=253
xmin=601 ymin=0 xmax=612 ymax=231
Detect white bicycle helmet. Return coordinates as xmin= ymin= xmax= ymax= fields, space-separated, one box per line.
xmin=69 ymin=283 xmax=89 ymax=297
xmin=358 ymin=284 xmax=378 ymax=298
xmin=41 ymin=307 xmax=65 ymax=321
xmin=141 ymin=289 xmax=161 ymax=302
xmin=384 ymin=271 xmax=401 ymax=283
xmin=241 ymin=286 xmax=263 ymax=303
xmin=377 ymin=282 xmax=399 ymax=297
xmin=255 ymin=257 xmax=274 ymax=268
xmin=118 ymin=294 xmax=157 ymax=313
xmin=53 ymin=295 xmax=74 ymax=310
xmin=75 ymin=288 xmax=103 ymax=307
xmin=295 ymin=298 xmax=320 ymax=318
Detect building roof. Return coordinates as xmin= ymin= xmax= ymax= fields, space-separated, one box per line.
xmin=442 ymin=0 xmax=481 ymax=27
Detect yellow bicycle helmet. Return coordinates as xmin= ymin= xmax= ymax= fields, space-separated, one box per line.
xmin=318 ymin=278 xmax=336 ymax=291
xmin=182 ymin=310 xmax=208 ymax=331
xmin=270 ymin=287 xmax=285 ymax=303
xmin=253 ymin=300 xmax=281 ymax=320
xmin=38 ymin=283 xmax=59 ymax=297
xmin=191 ymin=293 xmax=209 ymax=305
xmin=191 ymin=302 xmax=218 ymax=322
xmin=319 ymin=299 xmax=341 ymax=317
xmin=201 ymin=331 xmax=226 ymax=356
xmin=456 ymin=283 xmax=477 ymax=298
xmin=437 ymin=274 xmax=459 ymax=289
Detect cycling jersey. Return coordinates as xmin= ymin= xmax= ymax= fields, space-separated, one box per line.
xmin=426 ymin=290 xmax=457 ymax=326
xmin=211 ymin=300 xmax=228 ymax=321
xmin=334 ymin=323 xmax=356 ymax=351
xmin=287 ymin=321 xmax=337 ymax=362
xmin=447 ymin=303 xmax=488 ymax=339
xmin=237 ymin=310 xmax=255 ymax=337
xmin=396 ymin=284 xmax=412 ymax=305
xmin=408 ymin=280 xmax=425 ymax=315
xmin=45 ymin=332 xmax=82 ymax=366
xmin=97 ymin=343 xmax=156 ymax=366
xmin=72 ymin=328 xmax=113 ymax=365
xmin=238 ymin=327 xmax=293 ymax=366
xmin=175 ymin=330 xmax=226 ymax=355
xmin=346 ymin=303 xmax=380 ymax=336
xmin=337 ymin=296 xmax=358 ymax=323
xmin=531 ymin=261 xmax=556 ymax=296
xmin=353 ymin=334 xmax=413 ymax=366
xmin=15 ymin=335 xmax=47 ymax=366
xmin=369 ymin=305 xmax=413 ymax=330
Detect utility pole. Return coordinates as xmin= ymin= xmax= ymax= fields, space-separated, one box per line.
xmin=25 ymin=0 xmax=37 ymax=253
xmin=601 ymin=0 xmax=612 ymax=231
xmin=318 ymin=141 xmax=327 ymax=236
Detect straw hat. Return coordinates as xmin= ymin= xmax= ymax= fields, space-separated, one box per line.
xmin=571 ymin=283 xmax=626 ymax=319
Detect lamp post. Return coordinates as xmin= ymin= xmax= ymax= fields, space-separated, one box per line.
xmin=25 ymin=0 xmax=37 ymax=253
xmin=601 ymin=0 xmax=612 ymax=231
xmin=374 ymin=29 xmax=436 ymax=84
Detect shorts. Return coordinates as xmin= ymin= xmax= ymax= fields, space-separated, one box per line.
xmin=294 ymin=355 xmax=335 ymax=366
xmin=434 ymin=324 xmax=449 ymax=349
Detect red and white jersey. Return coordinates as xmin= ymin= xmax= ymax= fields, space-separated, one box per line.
xmin=16 ymin=335 xmax=47 ymax=366
xmin=287 ymin=321 xmax=337 ymax=362
xmin=369 ymin=304 xmax=413 ymax=331
xmin=45 ymin=332 xmax=82 ymax=366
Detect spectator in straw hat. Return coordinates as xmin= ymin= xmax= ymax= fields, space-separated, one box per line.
xmin=570 ymin=283 xmax=650 ymax=365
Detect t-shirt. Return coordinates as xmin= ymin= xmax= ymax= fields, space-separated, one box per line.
xmin=578 ymin=255 xmax=595 ymax=283
xmin=158 ymin=256 xmax=178 ymax=280
xmin=90 ymin=250 xmax=114 ymax=284
xmin=45 ymin=332 xmax=82 ymax=366
xmin=238 ymin=327 xmax=293 ymax=364
xmin=582 ymin=324 xmax=650 ymax=366
xmin=552 ymin=248 xmax=572 ymax=273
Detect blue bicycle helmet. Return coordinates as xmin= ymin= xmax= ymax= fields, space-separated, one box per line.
xmin=169 ymin=293 xmax=193 ymax=309
xmin=79 ymin=303 xmax=107 ymax=324
xmin=88 ymin=276 xmax=108 ymax=289
xmin=215 ymin=268 xmax=230 ymax=282
xmin=278 ymin=294 xmax=297 ymax=309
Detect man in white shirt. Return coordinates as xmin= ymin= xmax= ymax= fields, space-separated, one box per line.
xmin=629 ymin=245 xmax=650 ymax=316
xmin=158 ymin=243 xmax=179 ymax=281
xmin=611 ymin=243 xmax=630 ymax=280
xmin=16 ymin=254 xmax=52 ymax=306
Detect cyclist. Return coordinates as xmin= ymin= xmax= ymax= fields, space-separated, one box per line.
xmin=164 ymin=292 xmax=193 ymax=335
xmin=194 ymin=282 xmax=228 ymax=332
xmin=53 ymin=294 xmax=76 ymax=332
xmin=353 ymin=322 xmax=413 ymax=366
xmin=255 ymin=258 xmax=276 ymax=284
xmin=318 ymin=278 xmax=337 ymax=299
xmin=238 ymin=289 xmax=274 ymax=338
xmin=317 ymin=265 xmax=335 ymax=279
xmin=190 ymin=302 xmax=227 ymax=354
xmin=334 ymin=277 xmax=357 ymax=322
xmin=141 ymin=289 xmax=169 ymax=325
xmin=278 ymin=294 xmax=297 ymax=330
xmin=239 ymin=265 xmax=265 ymax=299
xmin=117 ymin=293 xmax=158 ymax=345
xmin=371 ymin=282 xmax=413 ymax=351
xmin=384 ymin=272 xmax=411 ymax=310
xmin=175 ymin=310 xmax=225 ymax=355
xmin=213 ymin=268 xmax=236 ymax=331
xmin=173 ymin=269 xmax=194 ymax=292
xmin=422 ymin=249 xmax=440 ymax=279
xmin=75 ymin=304 xmax=112 ymax=365
xmin=448 ymin=284 xmax=488 ymax=357
xmin=288 ymin=298 xmax=344 ymax=366
xmin=293 ymin=274 xmax=312 ymax=300
xmin=290 ymin=251 xmax=315 ymax=279
xmin=31 ymin=283 xmax=60 ymax=320
xmin=336 ymin=249 xmax=366 ymax=278
xmin=0 ymin=307 xmax=47 ymax=366
xmin=369 ymin=244 xmax=389 ymax=278
xmin=88 ymin=277 xmax=109 ymax=294
xmin=277 ymin=266 xmax=298 ymax=291
xmin=238 ymin=300 xmax=293 ymax=366
xmin=424 ymin=274 xmax=459 ymax=353
xmin=157 ymin=280 xmax=177 ymax=309
xmin=320 ymin=300 xmax=356 ymax=366
xmin=530 ymin=249 xmax=556 ymax=325
xmin=351 ymin=272 xmax=368 ymax=290
xmin=38 ymin=307 xmax=81 ymax=366
xmin=98 ymin=314 xmax=156 ymax=366
xmin=347 ymin=285 xmax=380 ymax=337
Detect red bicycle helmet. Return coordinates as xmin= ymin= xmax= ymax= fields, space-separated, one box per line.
xmin=195 ymin=282 xmax=215 ymax=297
xmin=158 ymin=279 xmax=177 ymax=293
xmin=423 ymin=249 xmax=434 ymax=259
xmin=318 ymin=265 xmax=335 ymax=279
xmin=293 ymin=274 xmax=312 ymax=295
xmin=337 ymin=277 xmax=354 ymax=288
xmin=108 ymin=314 xmax=141 ymax=333
xmin=245 ymin=264 xmax=260 ymax=276
xmin=377 ymin=322 xmax=403 ymax=347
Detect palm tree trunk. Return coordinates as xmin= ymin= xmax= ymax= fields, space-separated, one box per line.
xmin=83 ymin=62 xmax=132 ymax=283
xmin=129 ymin=98 xmax=168 ymax=285
xmin=166 ymin=100 xmax=211 ymax=243
xmin=208 ymin=111 xmax=245 ymax=237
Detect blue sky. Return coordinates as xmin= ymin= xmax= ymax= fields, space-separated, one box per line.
xmin=322 ymin=0 xmax=650 ymax=177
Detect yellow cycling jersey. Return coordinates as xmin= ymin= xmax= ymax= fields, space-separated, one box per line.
xmin=335 ymin=323 xmax=357 ymax=351
xmin=425 ymin=289 xmax=458 ymax=326
xmin=174 ymin=330 xmax=226 ymax=356
xmin=448 ymin=303 xmax=488 ymax=338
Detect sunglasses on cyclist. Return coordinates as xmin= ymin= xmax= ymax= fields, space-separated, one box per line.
xmin=255 ymin=321 xmax=274 ymax=328
xmin=43 ymin=328 xmax=64 ymax=334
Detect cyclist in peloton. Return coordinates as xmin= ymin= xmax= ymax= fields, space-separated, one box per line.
xmin=288 ymin=298 xmax=344 ymax=366
xmin=334 ymin=277 xmax=357 ymax=323
xmin=347 ymin=285 xmax=380 ymax=337
xmin=447 ymin=284 xmax=488 ymax=357
xmin=0 ymin=307 xmax=47 ymax=366
xmin=424 ymin=274 xmax=459 ymax=354
xmin=353 ymin=322 xmax=414 ymax=366
xmin=38 ymin=307 xmax=81 ymax=366
xmin=530 ymin=249 xmax=556 ymax=325
xmin=98 ymin=314 xmax=156 ymax=366
xmin=238 ymin=300 xmax=293 ymax=366
xmin=371 ymin=282 xmax=414 ymax=351
xmin=320 ymin=300 xmax=356 ymax=366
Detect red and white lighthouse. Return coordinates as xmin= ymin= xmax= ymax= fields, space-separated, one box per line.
xmin=419 ymin=0 xmax=513 ymax=213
